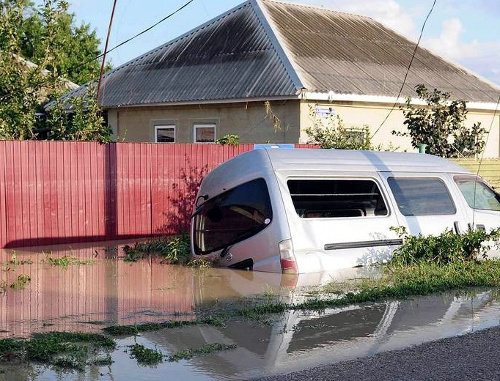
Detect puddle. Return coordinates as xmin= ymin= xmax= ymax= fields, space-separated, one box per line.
xmin=1 ymin=243 xmax=500 ymax=380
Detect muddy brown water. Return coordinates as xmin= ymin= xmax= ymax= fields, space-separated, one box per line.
xmin=1 ymin=242 xmax=500 ymax=380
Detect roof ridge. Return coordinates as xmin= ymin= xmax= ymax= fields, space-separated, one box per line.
xmin=252 ymin=0 xmax=304 ymax=92
xmin=260 ymin=0 xmax=376 ymax=21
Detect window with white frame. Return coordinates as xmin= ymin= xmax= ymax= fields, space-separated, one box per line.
xmin=155 ymin=125 xmax=175 ymax=143
xmin=194 ymin=124 xmax=216 ymax=143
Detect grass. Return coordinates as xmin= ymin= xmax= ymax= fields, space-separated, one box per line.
xmin=45 ymin=254 xmax=94 ymax=267
xmin=128 ymin=344 xmax=163 ymax=366
xmin=1 ymin=274 xmax=31 ymax=293
xmin=0 ymin=332 xmax=116 ymax=371
xmin=9 ymin=274 xmax=31 ymax=290
xmin=122 ymin=234 xmax=210 ymax=267
xmin=167 ymin=343 xmax=237 ymax=362
xmin=102 ymin=317 xmax=224 ymax=336
xmin=126 ymin=342 xmax=237 ymax=366
xmin=3 ymin=253 xmax=33 ymax=269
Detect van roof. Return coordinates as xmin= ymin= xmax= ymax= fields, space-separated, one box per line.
xmin=264 ymin=149 xmax=469 ymax=174
xmin=200 ymin=149 xmax=471 ymax=199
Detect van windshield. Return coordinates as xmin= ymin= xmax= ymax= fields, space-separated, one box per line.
xmin=287 ymin=179 xmax=388 ymax=218
xmin=192 ymin=178 xmax=272 ymax=255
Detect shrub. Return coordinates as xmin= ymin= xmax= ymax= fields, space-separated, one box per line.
xmin=390 ymin=226 xmax=500 ymax=266
xmin=216 ymin=134 xmax=240 ymax=146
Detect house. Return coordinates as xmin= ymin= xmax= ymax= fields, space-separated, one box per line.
xmin=15 ymin=54 xmax=79 ymax=102
xmin=63 ymin=0 xmax=500 ymax=157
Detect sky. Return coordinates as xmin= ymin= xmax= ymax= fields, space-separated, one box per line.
xmin=58 ymin=0 xmax=500 ymax=86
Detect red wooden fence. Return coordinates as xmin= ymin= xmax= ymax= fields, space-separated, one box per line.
xmin=0 ymin=141 xmax=315 ymax=248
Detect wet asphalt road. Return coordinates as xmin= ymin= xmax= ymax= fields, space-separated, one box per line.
xmin=256 ymin=325 xmax=500 ymax=381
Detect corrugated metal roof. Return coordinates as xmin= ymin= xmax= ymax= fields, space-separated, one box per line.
xmin=260 ymin=0 xmax=499 ymax=102
xmin=94 ymin=1 xmax=299 ymax=108
xmin=59 ymin=0 xmax=499 ymax=108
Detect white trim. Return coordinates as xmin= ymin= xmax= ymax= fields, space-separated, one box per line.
xmin=104 ymin=95 xmax=297 ymax=109
xmin=303 ymin=91 xmax=500 ymax=111
xmin=194 ymin=123 xmax=216 ymax=143
xmin=104 ymin=91 xmax=499 ymax=111
xmin=154 ymin=125 xmax=176 ymax=143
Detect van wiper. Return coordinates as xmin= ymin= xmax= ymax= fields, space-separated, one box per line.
xmin=195 ymin=194 xmax=208 ymax=208
xmin=220 ymin=245 xmax=232 ymax=258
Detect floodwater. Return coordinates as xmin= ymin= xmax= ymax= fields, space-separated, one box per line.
xmin=1 ymin=242 xmax=500 ymax=380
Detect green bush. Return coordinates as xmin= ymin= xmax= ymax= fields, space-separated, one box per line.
xmin=122 ymin=234 xmax=210 ymax=267
xmin=390 ymin=226 xmax=500 ymax=266
xmin=216 ymin=134 xmax=240 ymax=146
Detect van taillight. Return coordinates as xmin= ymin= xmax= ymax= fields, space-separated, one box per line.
xmin=279 ymin=239 xmax=297 ymax=274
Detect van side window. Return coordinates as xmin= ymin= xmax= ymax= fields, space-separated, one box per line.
xmin=388 ymin=177 xmax=456 ymax=216
xmin=287 ymin=179 xmax=388 ymax=218
xmin=192 ymin=178 xmax=272 ymax=255
xmin=454 ymin=176 xmax=500 ymax=211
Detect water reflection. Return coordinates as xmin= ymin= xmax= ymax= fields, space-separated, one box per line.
xmin=1 ymin=243 xmax=500 ymax=380
xmin=144 ymin=291 xmax=500 ymax=379
xmin=0 ymin=243 xmax=371 ymax=338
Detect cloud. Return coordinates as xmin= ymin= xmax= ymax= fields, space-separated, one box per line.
xmin=423 ymin=18 xmax=478 ymax=60
xmin=422 ymin=18 xmax=500 ymax=84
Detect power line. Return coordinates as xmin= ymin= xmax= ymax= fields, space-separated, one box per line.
xmin=97 ymin=0 xmax=118 ymax=102
xmin=68 ymin=0 xmax=195 ymax=78
xmin=371 ymin=0 xmax=437 ymax=139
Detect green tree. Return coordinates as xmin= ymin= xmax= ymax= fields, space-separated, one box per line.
xmin=45 ymin=85 xmax=112 ymax=143
xmin=305 ymin=107 xmax=372 ymax=150
xmin=18 ymin=1 xmax=105 ymax=85
xmin=393 ymin=84 xmax=486 ymax=158
xmin=0 ymin=0 xmax=112 ymax=142
xmin=0 ymin=0 xmax=61 ymax=139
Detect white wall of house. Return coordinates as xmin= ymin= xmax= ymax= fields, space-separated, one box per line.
xmin=299 ymin=101 xmax=500 ymax=158
xmin=106 ymin=98 xmax=499 ymax=159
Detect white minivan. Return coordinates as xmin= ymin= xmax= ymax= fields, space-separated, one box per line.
xmin=190 ymin=149 xmax=500 ymax=273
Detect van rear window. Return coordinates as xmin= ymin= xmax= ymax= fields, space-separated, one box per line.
xmin=287 ymin=179 xmax=388 ymax=218
xmin=388 ymin=177 xmax=456 ymax=216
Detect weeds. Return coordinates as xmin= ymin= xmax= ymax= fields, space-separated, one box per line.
xmin=128 ymin=344 xmax=163 ymax=366
xmin=126 ymin=342 xmax=237 ymax=366
xmin=0 ymin=332 xmax=115 ymax=371
xmin=186 ymin=258 xmax=211 ymax=268
xmin=167 ymin=343 xmax=237 ymax=362
xmin=9 ymin=274 xmax=31 ymax=290
xmin=45 ymin=254 xmax=94 ymax=268
xmin=102 ymin=317 xmax=224 ymax=336
xmin=123 ymin=235 xmax=189 ymax=264
xmin=3 ymin=253 xmax=33 ymax=272
xmin=390 ymin=226 xmax=500 ymax=266
xmin=122 ymin=234 xmax=210 ymax=268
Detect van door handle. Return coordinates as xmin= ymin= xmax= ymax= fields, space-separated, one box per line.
xmin=476 ymin=224 xmax=486 ymax=232
xmin=453 ymin=221 xmax=461 ymax=234
xmin=467 ymin=223 xmax=486 ymax=232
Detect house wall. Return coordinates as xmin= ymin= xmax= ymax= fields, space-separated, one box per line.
xmin=107 ymin=100 xmax=301 ymax=144
xmin=107 ymin=99 xmax=500 ymax=158
xmin=299 ymin=101 xmax=500 ymax=158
